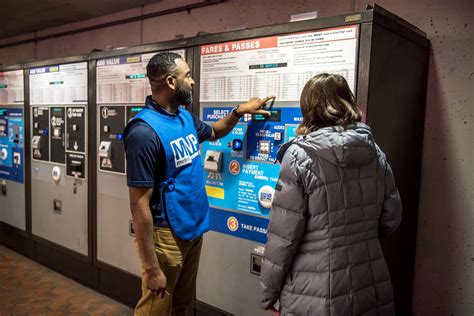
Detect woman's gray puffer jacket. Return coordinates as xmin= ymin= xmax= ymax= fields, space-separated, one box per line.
xmin=260 ymin=123 xmax=402 ymax=316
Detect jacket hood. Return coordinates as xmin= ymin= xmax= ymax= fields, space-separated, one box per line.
xmin=277 ymin=123 xmax=376 ymax=168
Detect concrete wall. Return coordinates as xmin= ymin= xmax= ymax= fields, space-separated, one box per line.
xmin=1 ymin=0 xmax=473 ymax=314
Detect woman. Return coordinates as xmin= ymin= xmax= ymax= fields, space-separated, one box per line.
xmin=260 ymin=73 xmax=402 ymax=316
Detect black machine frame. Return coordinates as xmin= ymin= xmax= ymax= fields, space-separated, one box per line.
xmin=0 ymin=5 xmax=429 ymax=315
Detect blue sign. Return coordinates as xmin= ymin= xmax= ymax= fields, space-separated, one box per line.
xmin=201 ymin=106 xmax=302 ymax=243
xmin=0 ymin=108 xmax=24 ymax=183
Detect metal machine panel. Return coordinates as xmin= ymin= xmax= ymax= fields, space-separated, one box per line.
xmin=31 ymin=162 xmax=88 ymax=255
xmin=29 ymin=62 xmax=89 ymax=255
xmin=0 ymin=69 xmax=26 ymax=231
xmin=0 ymin=180 xmax=26 ymax=230
xmin=198 ymin=231 xmax=263 ymax=316
xmin=96 ymin=171 xmax=142 ymax=275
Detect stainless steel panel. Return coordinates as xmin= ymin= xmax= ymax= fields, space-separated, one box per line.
xmin=31 ymin=161 xmax=88 ymax=255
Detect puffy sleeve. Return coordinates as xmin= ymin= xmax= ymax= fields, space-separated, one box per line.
xmin=260 ymin=146 xmax=308 ymax=309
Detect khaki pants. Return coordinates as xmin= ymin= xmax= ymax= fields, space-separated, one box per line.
xmin=135 ymin=227 xmax=203 ymax=316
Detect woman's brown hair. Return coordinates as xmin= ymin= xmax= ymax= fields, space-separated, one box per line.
xmin=296 ymin=73 xmax=362 ymax=136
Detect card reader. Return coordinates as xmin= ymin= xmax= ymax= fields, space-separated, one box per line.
xmin=204 ymin=150 xmax=223 ymax=173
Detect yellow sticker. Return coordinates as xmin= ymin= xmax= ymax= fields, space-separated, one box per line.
xmin=205 ymin=185 xmax=225 ymax=199
xmin=49 ymin=66 xmax=59 ymax=72
xmin=127 ymin=57 xmax=140 ymax=63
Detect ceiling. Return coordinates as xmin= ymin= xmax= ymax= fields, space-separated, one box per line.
xmin=1 ymin=0 xmax=163 ymax=40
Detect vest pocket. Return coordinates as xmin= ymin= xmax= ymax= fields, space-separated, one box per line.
xmin=166 ymin=187 xmax=210 ymax=240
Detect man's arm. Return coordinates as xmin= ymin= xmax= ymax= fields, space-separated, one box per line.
xmin=129 ymin=186 xmax=168 ymax=298
xmin=209 ymin=96 xmax=274 ymax=141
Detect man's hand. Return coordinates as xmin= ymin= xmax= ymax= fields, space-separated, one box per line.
xmin=209 ymin=95 xmax=276 ymax=140
xmin=266 ymin=307 xmax=280 ymax=316
xmin=144 ymin=269 xmax=169 ymax=298
xmin=237 ymin=96 xmax=275 ymax=116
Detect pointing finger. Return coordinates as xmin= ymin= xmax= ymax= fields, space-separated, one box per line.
xmin=262 ymin=96 xmax=276 ymax=103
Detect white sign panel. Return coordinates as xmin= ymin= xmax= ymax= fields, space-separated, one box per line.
xmin=199 ymin=25 xmax=359 ymax=102
xmin=0 ymin=70 xmax=24 ymax=105
xmin=96 ymin=50 xmax=185 ymax=104
xmin=29 ymin=62 xmax=88 ymax=105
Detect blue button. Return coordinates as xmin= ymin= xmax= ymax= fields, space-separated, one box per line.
xmin=116 ymin=133 xmax=123 ymax=141
xmin=232 ymin=139 xmax=243 ymax=151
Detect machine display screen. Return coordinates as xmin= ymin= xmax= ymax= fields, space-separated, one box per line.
xmin=96 ymin=50 xmax=184 ymax=105
xmin=29 ymin=63 xmax=87 ymax=105
xmin=0 ymin=70 xmax=24 ymax=105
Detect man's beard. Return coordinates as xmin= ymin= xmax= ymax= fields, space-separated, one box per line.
xmin=175 ymin=81 xmax=193 ymax=106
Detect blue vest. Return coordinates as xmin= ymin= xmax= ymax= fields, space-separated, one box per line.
xmin=131 ymin=107 xmax=210 ymax=240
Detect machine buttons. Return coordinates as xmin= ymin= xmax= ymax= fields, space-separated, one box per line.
xmin=274 ymin=132 xmax=282 ymax=141
xmin=103 ymin=125 xmax=109 ymax=133
xmin=258 ymin=140 xmax=270 ymax=155
xmin=72 ymin=124 xmax=78 ymax=132
xmin=232 ymin=139 xmax=243 ymax=151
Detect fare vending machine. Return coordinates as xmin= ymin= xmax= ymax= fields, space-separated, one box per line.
xmin=0 ymin=69 xmax=25 ymax=230
xmin=29 ymin=62 xmax=89 ymax=256
xmin=95 ymin=49 xmax=186 ymax=280
xmin=196 ymin=25 xmax=360 ymax=315
xmin=194 ymin=7 xmax=429 ymax=315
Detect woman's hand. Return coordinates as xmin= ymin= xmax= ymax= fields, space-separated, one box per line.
xmin=266 ymin=306 xmax=281 ymax=316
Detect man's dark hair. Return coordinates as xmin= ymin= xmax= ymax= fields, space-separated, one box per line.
xmin=146 ymin=52 xmax=183 ymax=91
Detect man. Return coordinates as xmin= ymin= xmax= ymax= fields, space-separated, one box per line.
xmin=124 ymin=51 xmax=273 ymax=316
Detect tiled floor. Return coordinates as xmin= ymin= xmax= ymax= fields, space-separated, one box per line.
xmin=0 ymin=245 xmax=133 ymax=316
